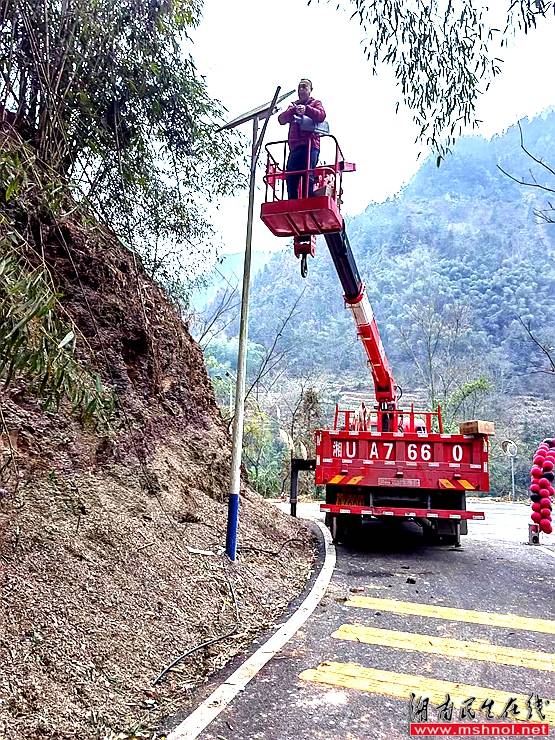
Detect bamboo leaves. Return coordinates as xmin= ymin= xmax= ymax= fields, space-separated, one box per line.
xmin=5 ymin=178 xmax=19 ymax=201
xmin=330 ymin=0 xmax=555 ymax=158
xmin=0 ymin=240 xmax=113 ymax=425
xmin=0 ymin=0 xmax=244 ymax=305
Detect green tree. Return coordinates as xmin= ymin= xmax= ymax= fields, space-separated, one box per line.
xmin=286 ymin=384 xmax=323 ymax=499
xmin=328 ymin=0 xmax=554 ymax=157
xmin=294 ymin=386 xmax=322 ymax=459
xmin=0 ymin=0 xmax=244 ymax=419
xmin=243 ymin=407 xmax=284 ymax=498
xmin=1 ymin=0 xmax=244 ymax=294
xmin=397 ymin=296 xmax=492 ymax=425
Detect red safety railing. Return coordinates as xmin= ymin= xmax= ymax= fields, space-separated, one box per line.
xmin=332 ymin=402 xmax=444 ymax=434
xmin=263 ymin=134 xmax=355 ymax=203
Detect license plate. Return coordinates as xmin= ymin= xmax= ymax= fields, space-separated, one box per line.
xmin=378 ymin=478 xmax=421 ymax=487
xmin=336 ymin=493 xmax=364 ymax=506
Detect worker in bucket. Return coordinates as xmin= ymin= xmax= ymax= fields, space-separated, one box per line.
xmin=278 ymin=79 xmax=326 ymax=199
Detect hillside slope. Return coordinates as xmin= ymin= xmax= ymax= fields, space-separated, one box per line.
xmin=0 ymin=214 xmax=314 ymax=739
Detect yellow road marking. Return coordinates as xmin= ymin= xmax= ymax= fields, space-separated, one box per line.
xmin=439 ymin=478 xmax=456 ymax=489
xmin=299 ymin=662 xmax=555 ymax=723
xmin=459 ymin=479 xmax=475 ymax=490
xmin=347 ymin=476 xmax=364 ymax=485
xmin=345 ymin=596 xmax=555 ymax=635
xmin=332 ymin=624 xmax=555 ymax=671
xmin=328 ymin=475 xmax=345 ymax=484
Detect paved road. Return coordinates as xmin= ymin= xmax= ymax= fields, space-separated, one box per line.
xmin=281 ymin=499 xmax=555 ymax=550
xmin=180 ymin=501 xmax=555 ymax=739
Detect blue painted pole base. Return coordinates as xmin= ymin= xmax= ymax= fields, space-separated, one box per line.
xmin=226 ymin=493 xmax=240 ymax=561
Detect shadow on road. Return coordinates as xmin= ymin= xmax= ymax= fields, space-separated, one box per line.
xmin=336 ymin=519 xmax=459 ymax=555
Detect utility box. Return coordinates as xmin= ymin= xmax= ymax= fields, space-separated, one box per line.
xmin=312 ymin=183 xmax=335 ymax=198
xmin=459 ymin=420 xmax=495 ymax=436
xmin=529 ymin=523 xmax=540 ymax=545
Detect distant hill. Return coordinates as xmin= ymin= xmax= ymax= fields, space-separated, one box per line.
xmin=191 ymin=249 xmax=274 ymax=309
xmin=234 ymin=110 xmax=555 ymax=398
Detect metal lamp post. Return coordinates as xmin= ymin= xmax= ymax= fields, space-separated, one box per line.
xmin=220 ymin=86 xmax=294 ymax=561
xmin=501 ymin=439 xmax=518 ymax=502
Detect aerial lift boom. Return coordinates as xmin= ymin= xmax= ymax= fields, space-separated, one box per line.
xmin=260 ymin=135 xmax=489 ymax=546
xmin=324 ymin=229 xmax=397 ymax=411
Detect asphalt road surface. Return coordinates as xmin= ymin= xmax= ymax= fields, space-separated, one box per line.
xmin=183 ymin=501 xmax=555 ymax=739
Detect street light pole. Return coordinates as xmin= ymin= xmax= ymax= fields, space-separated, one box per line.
xmin=223 ymin=86 xmax=290 ymax=561
xmin=226 ymin=115 xmax=258 ymax=561
xmin=501 ymin=439 xmax=518 ymax=502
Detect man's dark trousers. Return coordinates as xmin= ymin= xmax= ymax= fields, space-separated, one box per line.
xmin=286 ymin=145 xmax=319 ymax=199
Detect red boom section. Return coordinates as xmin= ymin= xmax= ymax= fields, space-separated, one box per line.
xmin=346 ymin=287 xmax=396 ymax=405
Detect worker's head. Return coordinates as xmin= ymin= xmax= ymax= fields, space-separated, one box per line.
xmin=298 ymin=78 xmax=312 ymax=103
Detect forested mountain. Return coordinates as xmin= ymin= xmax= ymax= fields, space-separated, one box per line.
xmin=192 ymin=248 xmax=274 ymax=310
xmin=202 ymin=111 xmax=554 ymax=499
xmin=242 ymin=111 xmax=555 ymax=397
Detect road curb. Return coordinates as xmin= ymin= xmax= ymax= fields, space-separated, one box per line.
xmin=166 ymin=519 xmax=335 ymax=740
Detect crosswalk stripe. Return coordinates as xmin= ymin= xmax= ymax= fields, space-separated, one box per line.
xmin=345 ymin=596 xmax=555 ymax=635
xmin=332 ymin=624 xmax=555 ymax=671
xmin=299 ymin=662 xmax=555 ymax=723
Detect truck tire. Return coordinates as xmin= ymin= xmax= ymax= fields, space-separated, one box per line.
xmin=330 ymin=514 xmax=349 ymax=545
xmin=439 ymin=533 xmax=461 ymax=547
xmin=422 ymin=523 xmax=440 ymax=544
xmin=330 ymin=514 xmax=340 ymax=544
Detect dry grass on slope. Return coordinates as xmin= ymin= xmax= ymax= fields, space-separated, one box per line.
xmin=0 ymin=427 xmax=315 ymax=739
xmin=0 ymin=210 xmax=316 ymax=739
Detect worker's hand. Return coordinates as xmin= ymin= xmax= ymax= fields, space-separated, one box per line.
xmin=295 ymin=105 xmax=306 ymax=115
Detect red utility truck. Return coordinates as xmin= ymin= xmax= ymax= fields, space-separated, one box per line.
xmin=260 ymin=135 xmax=490 ymax=546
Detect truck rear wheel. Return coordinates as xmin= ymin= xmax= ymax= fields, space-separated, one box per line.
xmin=330 ymin=514 xmax=341 ymax=544
xmin=439 ymin=532 xmax=461 ymax=547
xmin=421 ymin=519 xmax=461 ymax=547
xmin=329 ymin=514 xmax=361 ymax=545
xmin=421 ymin=522 xmax=440 ymax=544
xmin=330 ymin=514 xmax=351 ymax=544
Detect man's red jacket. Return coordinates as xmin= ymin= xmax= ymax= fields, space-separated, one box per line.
xmin=278 ymin=97 xmax=326 ymax=151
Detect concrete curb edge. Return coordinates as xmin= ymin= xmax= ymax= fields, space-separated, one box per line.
xmin=167 ymin=519 xmax=335 ymax=740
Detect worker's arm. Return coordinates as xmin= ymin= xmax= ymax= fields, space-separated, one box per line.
xmin=305 ymin=99 xmax=326 ymax=123
xmin=278 ymin=105 xmax=296 ymax=125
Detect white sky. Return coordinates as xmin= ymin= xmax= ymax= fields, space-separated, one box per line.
xmin=191 ymin=0 xmax=555 ymax=262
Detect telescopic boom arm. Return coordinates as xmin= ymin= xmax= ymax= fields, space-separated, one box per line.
xmin=323 ymin=229 xmax=397 ymax=408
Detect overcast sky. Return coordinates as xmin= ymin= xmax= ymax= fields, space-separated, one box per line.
xmin=190 ymin=0 xmax=555 ymax=262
